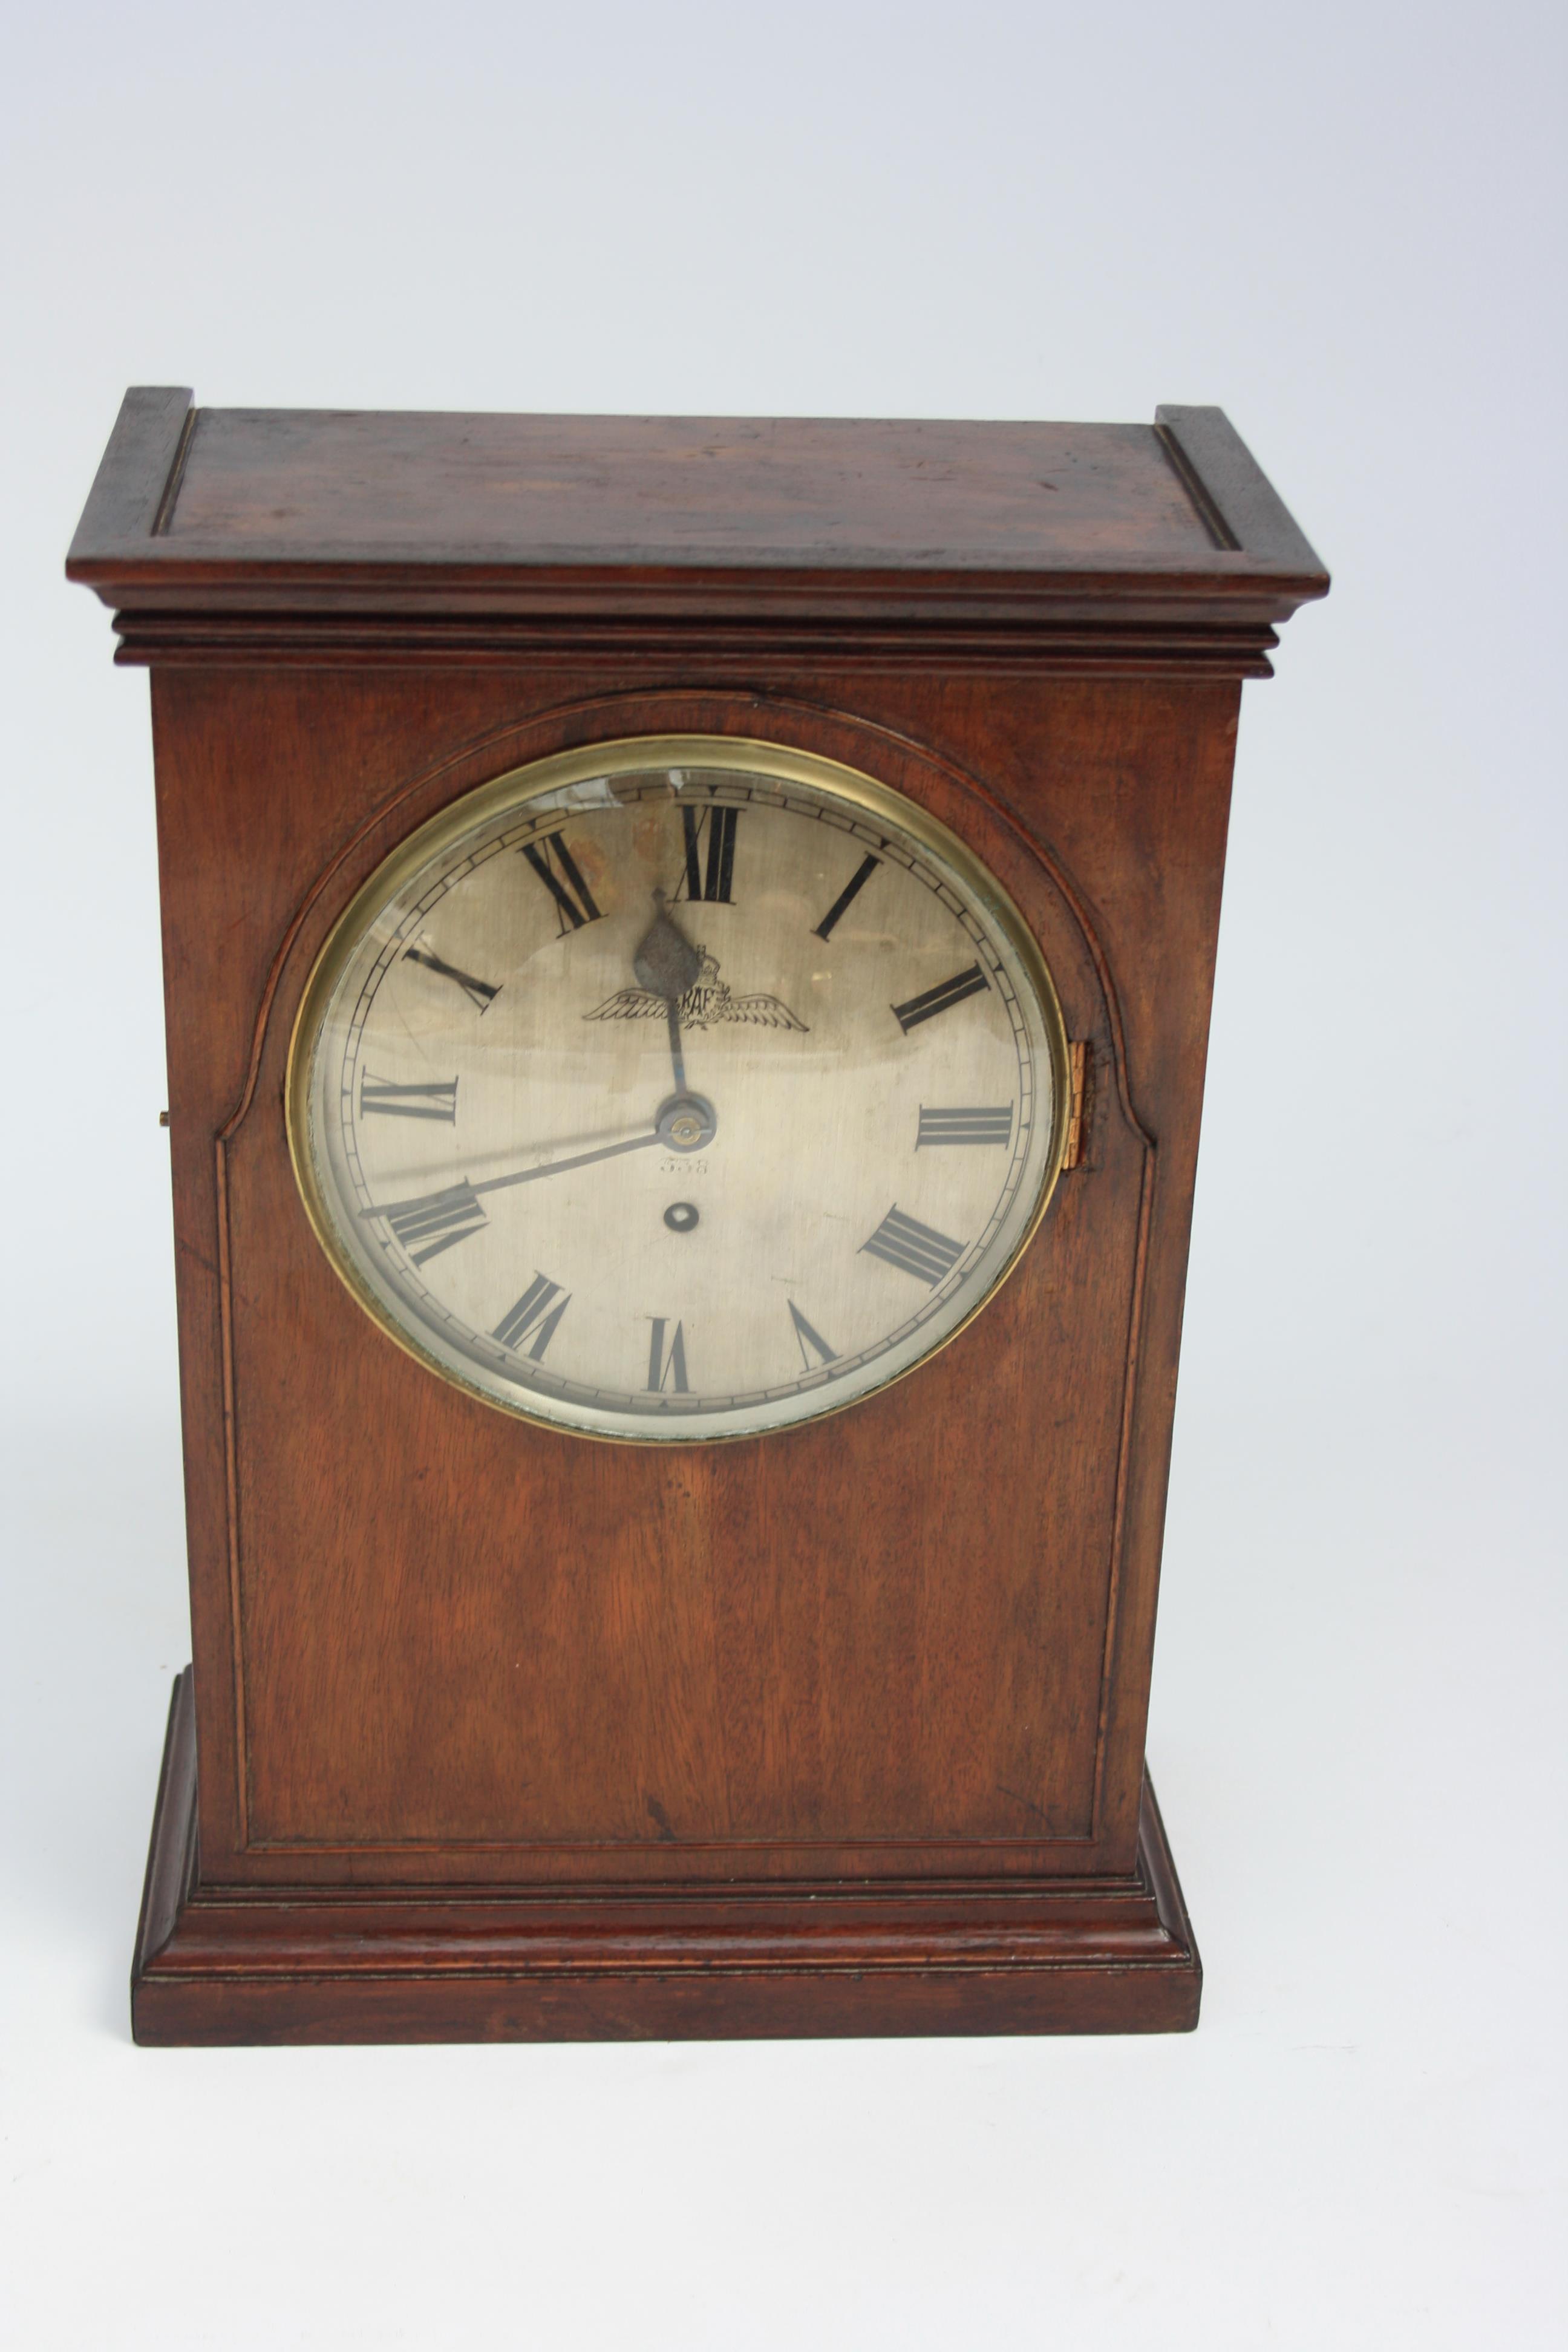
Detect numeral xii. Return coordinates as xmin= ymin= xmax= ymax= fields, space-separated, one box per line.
xmin=678 ymin=805 xmax=737 ymax=904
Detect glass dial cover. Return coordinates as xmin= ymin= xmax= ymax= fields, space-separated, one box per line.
xmin=289 ymin=739 xmax=1070 ymax=1442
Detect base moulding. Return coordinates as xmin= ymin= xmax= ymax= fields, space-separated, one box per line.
xmin=132 ymin=1671 xmax=1201 ymax=2045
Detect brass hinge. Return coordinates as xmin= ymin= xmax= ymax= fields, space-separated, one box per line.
xmin=1063 ymin=1042 xmax=1091 ymax=1170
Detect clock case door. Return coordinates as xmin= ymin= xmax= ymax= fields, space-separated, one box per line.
xmin=70 ymin=394 xmax=1326 ymax=2041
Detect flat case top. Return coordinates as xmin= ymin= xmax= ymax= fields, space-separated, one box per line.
xmin=67 ymin=390 xmax=1327 ymax=632
xmin=162 ymin=410 xmax=1219 ymax=566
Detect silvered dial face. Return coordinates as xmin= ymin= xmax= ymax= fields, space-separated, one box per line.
xmin=290 ymin=740 xmax=1068 ymax=1441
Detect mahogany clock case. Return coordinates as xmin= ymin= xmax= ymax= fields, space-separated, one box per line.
xmin=68 ymin=394 xmax=1327 ymax=2043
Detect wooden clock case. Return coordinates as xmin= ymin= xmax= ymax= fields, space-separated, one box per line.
xmin=69 ymin=394 xmax=1326 ymax=2043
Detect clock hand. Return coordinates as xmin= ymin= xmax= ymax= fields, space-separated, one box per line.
xmin=360 ymin=1127 xmax=662 ymax=1220
xmin=662 ymin=1001 xmax=687 ymax=1097
xmin=358 ymin=1091 xmax=720 ymax=1223
xmin=633 ymin=889 xmax=703 ymax=1096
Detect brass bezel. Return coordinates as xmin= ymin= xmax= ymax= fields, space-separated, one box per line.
xmin=286 ymin=735 xmax=1073 ymax=1444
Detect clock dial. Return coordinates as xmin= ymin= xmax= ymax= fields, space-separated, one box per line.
xmin=289 ymin=739 xmax=1070 ymax=1441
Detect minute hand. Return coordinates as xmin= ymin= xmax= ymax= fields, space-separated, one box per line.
xmin=361 ymin=1127 xmax=661 ymax=1220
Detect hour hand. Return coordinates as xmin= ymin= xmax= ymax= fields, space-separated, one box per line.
xmin=634 ymin=890 xmax=702 ymax=1094
xmin=633 ymin=890 xmax=702 ymax=1001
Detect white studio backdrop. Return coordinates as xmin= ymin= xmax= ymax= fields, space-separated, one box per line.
xmin=2 ymin=3 xmax=1563 ymax=2346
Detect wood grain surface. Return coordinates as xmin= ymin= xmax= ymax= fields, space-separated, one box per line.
xmin=68 ymin=392 xmax=1328 ymax=632
xmin=132 ymin=1673 xmax=1201 ymax=2043
xmin=69 ymin=394 xmax=1327 ymax=2039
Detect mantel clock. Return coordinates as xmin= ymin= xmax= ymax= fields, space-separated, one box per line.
xmin=69 ymin=394 xmax=1326 ymax=2042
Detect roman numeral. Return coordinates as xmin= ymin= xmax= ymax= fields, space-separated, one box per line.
xmin=916 ymin=1105 xmax=1013 ymax=1148
xmin=788 ymin=1300 xmax=837 ymax=1370
xmin=492 ymin=1273 xmax=570 ymax=1361
xmin=520 ymin=831 xmax=603 ymax=932
xmin=359 ymin=1072 xmax=459 ymax=1122
xmin=676 ymin=805 xmax=738 ymax=903
xmin=890 ymin=963 xmax=989 ymax=1033
xmin=812 ymin=852 xmax=880 ymax=941
xmin=860 ymin=1205 xmax=967 ymax=1287
xmin=647 ymin=1318 xmax=690 ymax=1393
xmin=365 ymin=1181 xmax=488 ymax=1267
xmin=404 ymin=945 xmax=498 ymax=1012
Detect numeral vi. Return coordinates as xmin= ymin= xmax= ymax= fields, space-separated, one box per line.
xmin=647 ymin=1318 xmax=690 ymax=1393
